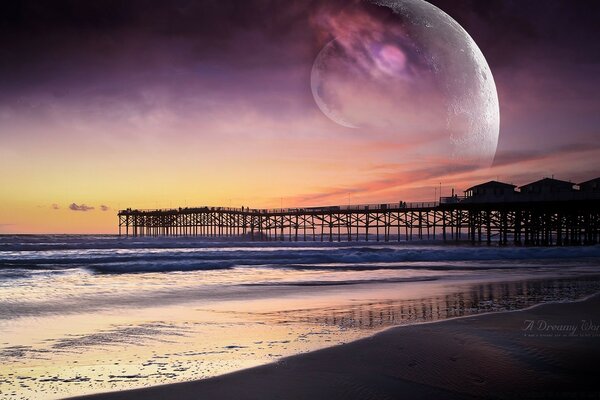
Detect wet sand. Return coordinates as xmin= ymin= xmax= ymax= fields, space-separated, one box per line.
xmin=74 ymin=294 xmax=600 ymax=400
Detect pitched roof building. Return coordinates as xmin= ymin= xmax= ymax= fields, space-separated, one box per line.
xmin=579 ymin=177 xmax=600 ymax=192
xmin=519 ymin=178 xmax=576 ymax=194
xmin=464 ymin=181 xmax=517 ymax=197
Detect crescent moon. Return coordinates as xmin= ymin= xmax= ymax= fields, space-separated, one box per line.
xmin=310 ymin=39 xmax=358 ymax=129
xmin=309 ymin=0 xmax=500 ymax=167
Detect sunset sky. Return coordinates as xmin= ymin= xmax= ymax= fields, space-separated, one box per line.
xmin=1 ymin=0 xmax=599 ymax=233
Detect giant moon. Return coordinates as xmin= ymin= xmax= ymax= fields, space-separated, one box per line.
xmin=311 ymin=0 xmax=500 ymax=167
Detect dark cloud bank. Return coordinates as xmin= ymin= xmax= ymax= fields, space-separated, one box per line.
xmin=1 ymin=0 xmax=598 ymax=173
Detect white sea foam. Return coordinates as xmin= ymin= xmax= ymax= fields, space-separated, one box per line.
xmin=1 ymin=235 xmax=599 ymax=274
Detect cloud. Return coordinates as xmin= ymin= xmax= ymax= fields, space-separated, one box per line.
xmin=285 ymin=162 xmax=481 ymax=206
xmin=492 ymin=142 xmax=600 ymax=168
xmin=51 ymin=203 xmax=60 ymax=210
xmin=69 ymin=203 xmax=94 ymax=212
xmin=100 ymin=204 xmax=110 ymax=211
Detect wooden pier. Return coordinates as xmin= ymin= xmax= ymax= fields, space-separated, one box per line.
xmin=118 ymin=197 xmax=600 ymax=246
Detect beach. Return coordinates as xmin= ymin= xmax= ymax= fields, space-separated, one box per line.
xmin=76 ymin=294 xmax=600 ymax=400
xmin=1 ymin=236 xmax=600 ymax=399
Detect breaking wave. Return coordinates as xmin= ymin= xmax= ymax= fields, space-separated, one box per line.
xmin=0 ymin=235 xmax=599 ymax=274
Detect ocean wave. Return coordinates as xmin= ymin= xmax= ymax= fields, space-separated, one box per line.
xmin=241 ymin=276 xmax=440 ymax=287
xmin=1 ymin=236 xmax=599 ymax=274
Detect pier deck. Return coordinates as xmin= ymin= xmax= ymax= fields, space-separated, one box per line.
xmin=119 ymin=198 xmax=600 ymax=246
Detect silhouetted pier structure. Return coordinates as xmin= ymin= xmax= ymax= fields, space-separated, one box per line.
xmin=118 ymin=178 xmax=600 ymax=246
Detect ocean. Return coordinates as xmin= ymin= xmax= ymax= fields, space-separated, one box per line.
xmin=1 ymin=235 xmax=600 ymax=399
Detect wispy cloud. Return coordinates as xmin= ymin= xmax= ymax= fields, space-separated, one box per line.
xmin=51 ymin=203 xmax=60 ymax=210
xmin=493 ymin=142 xmax=600 ymax=168
xmin=285 ymin=163 xmax=481 ymax=206
xmin=100 ymin=205 xmax=110 ymax=211
xmin=69 ymin=203 xmax=94 ymax=212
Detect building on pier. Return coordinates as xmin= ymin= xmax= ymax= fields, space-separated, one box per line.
xmin=519 ymin=177 xmax=576 ymax=194
xmin=579 ymin=177 xmax=600 ymax=193
xmin=517 ymin=177 xmax=578 ymax=202
xmin=463 ymin=181 xmax=518 ymax=203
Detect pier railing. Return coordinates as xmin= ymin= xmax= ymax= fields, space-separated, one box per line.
xmin=118 ymin=201 xmax=441 ymax=216
xmin=118 ymin=197 xmax=600 ymax=246
xmin=440 ymin=191 xmax=600 ymax=204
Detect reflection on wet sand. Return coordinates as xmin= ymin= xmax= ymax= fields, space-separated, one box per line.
xmin=1 ymin=276 xmax=599 ymax=399
xmin=260 ymin=277 xmax=600 ymax=330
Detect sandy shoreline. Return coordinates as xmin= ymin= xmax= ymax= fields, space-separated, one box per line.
xmin=72 ymin=294 xmax=600 ymax=400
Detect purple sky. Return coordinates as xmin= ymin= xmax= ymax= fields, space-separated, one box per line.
xmin=0 ymin=0 xmax=599 ymax=232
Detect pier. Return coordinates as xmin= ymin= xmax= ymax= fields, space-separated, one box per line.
xmin=119 ymin=178 xmax=600 ymax=246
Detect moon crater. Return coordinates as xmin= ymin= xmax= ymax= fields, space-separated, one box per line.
xmin=311 ymin=0 xmax=500 ymax=167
